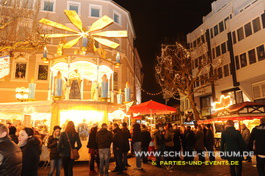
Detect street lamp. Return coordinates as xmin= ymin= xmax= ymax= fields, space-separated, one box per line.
xmin=15 ymin=87 xmax=29 ymax=102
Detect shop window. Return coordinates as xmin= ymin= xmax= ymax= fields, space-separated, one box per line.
xmin=219 ymin=21 xmax=224 ymax=33
xmin=37 ymin=65 xmax=48 ymax=80
xmin=232 ymin=31 xmax=237 ymax=44
xmin=237 ymin=27 xmax=244 ymax=41
xmin=248 ymin=49 xmax=257 ymax=64
xmin=252 ymin=17 xmax=261 ymax=33
xmin=235 ymin=56 xmax=240 ymax=70
xmin=240 ymin=53 xmax=247 ymax=68
xmin=15 ymin=63 xmax=27 ymax=79
xmin=257 ymin=45 xmax=265 ymax=61
xmin=244 ymin=22 xmax=252 ymax=37
xmin=43 ymin=0 xmax=55 ymax=12
xmin=224 ymin=64 xmax=229 ymax=77
xmin=221 ymin=42 xmax=226 ymax=54
xmin=218 ymin=67 xmax=223 ymax=79
xmin=214 ymin=25 xmax=219 ymax=36
xmin=216 ymin=45 xmax=221 ymax=57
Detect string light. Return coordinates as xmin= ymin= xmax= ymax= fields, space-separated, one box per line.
xmin=141 ymin=88 xmax=163 ymax=96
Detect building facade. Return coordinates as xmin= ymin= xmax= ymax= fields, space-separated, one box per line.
xmin=181 ymin=0 xmax=265 ymax=120
xmin=0 ymin=0 xmax=142 ymax=103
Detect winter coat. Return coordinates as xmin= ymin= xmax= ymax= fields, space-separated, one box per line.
xmin=204 ymin=129 xmax=215 ymax=147
xmin=220 ymin=127 xmax=246 ymax=161
xmin=241 ymin=127 xmax=250 ymax=145
xmin=47 ymin=135 xmax=60 ymax=160
xmin=154 ymin=130 xmax=165 ymax=150
xmin=132 ymin=131 xmax=142 ymax=143
xmin=248 ymin=124 xmax=265 ymax=155
xmin=121 ymin=127 xmax=131 ymax=153
xmin=164 ymin=129 xmax=175 ymax=147
xmin=183 ymin=130 xmax=196 ymax=149
xmin=195 ymin=131 xmax=205 ymax=151
xmin=0 ymin=136 xmax=22 ymax=176
xmin=173 ymin=129 xmax=182 ymax=151
xmin=141 ymin=130 xmax=152 ymax=148
xmin=58 ymin=132 xmax=82 ymax=157
xmin=113 ymin=128 xmax=124 ymax=151
xmin=87 ymin=128 xmax=98 ymax=150
xmin=21 ymin=137 xmax=42 ymax=176
xmin=96 ymin=128 xmax=113 ymax=149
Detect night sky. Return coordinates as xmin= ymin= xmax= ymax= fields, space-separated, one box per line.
xmin=113 ymin=0 xmax=215 ymax=103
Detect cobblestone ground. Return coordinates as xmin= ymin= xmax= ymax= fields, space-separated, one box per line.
xmin=39 ymin=157 xmax=259 ymax=176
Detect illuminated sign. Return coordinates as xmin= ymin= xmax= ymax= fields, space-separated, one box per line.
xmin=213 ymin=95 xmax=232 ymax=111
xmin=0 ymin=56 xmax=10 ymax=79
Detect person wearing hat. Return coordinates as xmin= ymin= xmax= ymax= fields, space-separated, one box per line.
xmin=47 ymin=126 xmax=62 ymax=176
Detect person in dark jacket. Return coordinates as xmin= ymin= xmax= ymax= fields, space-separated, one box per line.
xmin=132 ymin=123 xmax=142 ymax=169
xmin=87 ymin=123 xmax=99 ymax=175
xmin=96 ymin=123 xmax=113 ymax=176
xmin=0 ymin=123 xmax=22 ymax=176
xmin=204 ymin=124 xmax=215 ymax=161
xmin=173 ymin=124 xmax=181 ymax=161
xmin=58 ymin=121 xmax=82 ymax=176
xmin=183 ymin=126 xmax=196 ymax=161
xmin=112 ymin=123 xmax=124 ymax=174
xmin=141 ymin=124 xmax=151 ymax=164
xmin=195 ymin=125 xmax=205 ymax=162
xmin=248 ymin=117 xmax=265 ymax=176
xmin=47 ymin=126 xmax=62 ymax=176
xmin=18 ymin=127 xmax=42 ymax=176
xmin=241 ymin=124 xmax=251 ymax=162
xmin=121 ymin=122 xmax=131 ymax=168
xmin=154 ymin=124 xmax=165 ymax=167
xmin=221 ymin=120 xmax=246 ymax=176
xmin=9 ymin=126 xmax=18 ymax=144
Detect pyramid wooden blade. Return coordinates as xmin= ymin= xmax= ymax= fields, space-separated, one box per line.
xmin=40 ymin=33 xmax=79 ymax=38
xmin=63 ymin=36 xmax=82 ymax=48
xmin=64 ymin=10 xmax=83 ymax=32
xmin=39 ymin=18 xmax=78 ymax=33
xmin=92 ymin=30 xmax=127 ymax=38
xmin=88 ymin=15 xmax=114 ymax=33
xmin=93 ymin=37 xmax=119 ymax=49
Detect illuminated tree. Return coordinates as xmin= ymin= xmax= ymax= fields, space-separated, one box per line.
xmin=155 ymin=42 xmax=221 ymax=120
xmin=0 ymin=0 xmax=46 ymax=54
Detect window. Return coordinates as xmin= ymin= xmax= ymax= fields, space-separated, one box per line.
xmin=248 ymin=49 xmax=256 ymax=64
xmin=22 ymin=0 xmax=34 ymax=9
xmin=214 ymin=25 xmax=218 ymax=36
xmin=224 ymin=17 xmax=229 ymax=29
xmin=193 ymin=40 xmax=196 ymax=48
xmin=219 ymin=21 xmax=224 ymax=33
xmin=113 ymin=11 xmax=121 ymax=24
xmin=210 ymin=28 xmax=214 ymax=39
xmin=197 ymin=37 xmax=201 ymax=46
xmin=201 ymin=34 xmax=205 ymax=43
xmin=224 ymin=64 xmax=229 ymax=77
xmin=68 ymin=1 xmax=80 ymax=15
xmin=252 ymin=17 xmax=261 ymax=33
xmin=218 ymin=67 xmax=223 ymax=79
xmin=235 ymin=56 xmax=240 ymax=70
xmin=257 ymin=45 xmax=265 ymax=61
xmin=237 ymin=27 xmax=244 ymax=41
xmin=244 ymin=22 xmax=252 ymax=37
xmin=232 ymin=31 xmax=237 ymax=44
xmin=261 ymin=13 xmax=265 ymax=29
xmin=15 ymin=63 xmax=27 ymax=79
xmin=253 ymin=85 xmax=261 ymax=99
xmin=200 ymin=75 xmax=204 ymax=85
xmin=216 ymin=45 xmax=221 ymax=57
xmin=236 ymin=91 xmax=244 ymax=103
xmin=43 ymin=0 xmax=55 ymax=12
xmin=201 ymin=95 xmax=211 ymax=108
xmin=221 ymin=42 xmax=226 ymax=54
xmin=89 ymin=4 xmax=101 ymax=17
xmin=240 ymin=53 xmax=247 ymax=68
xmin=38 ymin=65 xmax=48 ymax=80
xmin=195 ymin=58 xmax=199 ymax=68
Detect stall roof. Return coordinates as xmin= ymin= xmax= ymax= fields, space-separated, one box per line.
xmin=0 ymin=101 xmax=53 ymax=113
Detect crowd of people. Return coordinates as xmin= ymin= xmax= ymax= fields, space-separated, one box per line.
xmin=0 ymin=117 xmax=264 ymax=176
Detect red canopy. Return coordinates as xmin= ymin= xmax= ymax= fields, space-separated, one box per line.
xmin=129 ymin=100 xmax=176 ymax=115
